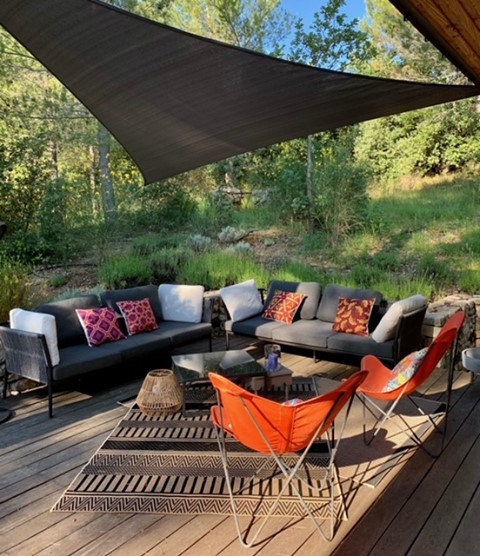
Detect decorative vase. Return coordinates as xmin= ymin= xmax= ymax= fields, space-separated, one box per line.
xmin=137 ymin=369 xmax=184 ymax=417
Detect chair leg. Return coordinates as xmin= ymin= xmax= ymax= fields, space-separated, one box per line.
xmin=213 ymin=424 xmax=339 ymax=546
xmin=360 ymin=393 xmax=445 ymax=458
xmin=3 ymin=367 xmax=7 ymax=399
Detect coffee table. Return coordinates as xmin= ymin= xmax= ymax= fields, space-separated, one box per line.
xmin=171 ymin=349 xmax=292 ymax=411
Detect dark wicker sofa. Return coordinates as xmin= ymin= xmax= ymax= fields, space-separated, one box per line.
xmin=0 ymin=284 xmax=213 ymax=417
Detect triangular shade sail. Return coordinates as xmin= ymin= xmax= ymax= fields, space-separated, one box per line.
xmin=0 ymin=0 xmax=478 ymax=184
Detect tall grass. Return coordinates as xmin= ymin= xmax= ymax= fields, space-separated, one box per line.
xmin=0 ymin=259 xmax=36 ymax=321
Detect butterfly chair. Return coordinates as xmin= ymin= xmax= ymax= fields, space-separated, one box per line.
xmin=359 ymin=310 xmax=465 ymax=458
xmin=208 ymin=370 xmax=368 ymax=548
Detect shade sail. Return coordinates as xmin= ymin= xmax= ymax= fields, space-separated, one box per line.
xmin=0 ymin=0 xmax=478 ymax=184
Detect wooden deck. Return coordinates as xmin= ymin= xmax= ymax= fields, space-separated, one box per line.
xmin=1 ymin=335 xmax=480 ymax=556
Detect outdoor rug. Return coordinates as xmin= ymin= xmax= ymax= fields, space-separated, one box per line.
xmin=52 ymin=378 xmax=444 ymax=517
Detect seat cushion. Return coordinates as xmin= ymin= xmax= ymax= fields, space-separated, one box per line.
xmin=264 ymin=281 xmax=321 ymax=320
xmin=35 ymin=294 xmax=100 ymax=348
xmin=158 ymin=321 xmax=212 ymax=346
xmin=115 ymin=330 xmax=172 ymax=361
xmin=272 ymin=320 xmax=335 ymax=349
xmin=231 ymin=316 xmax=286 ymax=340
xmin=327 ymin=332 xmax=394 ymax=360
xmin=53 ymin=343 xmax=123 ymax=381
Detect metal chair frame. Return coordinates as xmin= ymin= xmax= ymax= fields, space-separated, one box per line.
xmin=209 ymin=371 xmax=367 ymax=547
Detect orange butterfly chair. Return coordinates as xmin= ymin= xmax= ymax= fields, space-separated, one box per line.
xmin=359 ymin=310 xmax=465 ymax=457
xmin=208 ymin=370 xmax=368 ymax=547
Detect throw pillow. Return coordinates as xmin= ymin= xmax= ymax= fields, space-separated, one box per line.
xmin=117 ymin=298 xmax=158 ymax=336
xmin=371 ymin=294 xmax=427 ymax=343
xmin=219 ymin=279 xmax=263 ymax=322
xmin=332 ymin=297 xmax=375 ymax=336
xmin=9 ymin=308 xmax=60 ymax=366
xmin=263 ymin=290 xmax=306 ymax=324
xmin=76 ymin=307 xmax=126 ymax=347
xmin=382 ymin=348 xmax=429 ymax=392
xmin=158 ymin=284 xmax=205 ymax=323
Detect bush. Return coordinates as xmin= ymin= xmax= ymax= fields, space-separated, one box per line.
xmin=313 ymin=145 xmax=369 ymax=247
xmin=99 ymin=255 xmax=153 ymax=289
xmin=0 ymin=258 xmax=34 ymax=321
xmin=177 ymin=250 xmax=270 ymax=290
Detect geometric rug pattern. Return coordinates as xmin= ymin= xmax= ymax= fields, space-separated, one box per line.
xmin=52 ymin=378 xmax=443 ymax=516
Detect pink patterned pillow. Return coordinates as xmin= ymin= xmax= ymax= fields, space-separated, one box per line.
xmin=117 ymin=298 xmax=159 ymax=336
xmin=76 ymin=307 xmax=126 ymax=346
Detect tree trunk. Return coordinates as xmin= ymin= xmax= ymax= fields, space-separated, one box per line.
xmin=306 ymin=134 xmax=315 ymax=233
xmin=98 ymin=124 xmax=117 ymax=223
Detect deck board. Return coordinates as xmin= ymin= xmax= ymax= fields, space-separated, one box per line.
xmin=1 ymin=335 xmax=478 ymax=555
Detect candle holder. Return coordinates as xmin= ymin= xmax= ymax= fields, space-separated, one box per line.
xmin=264 ymin=343 xmax=281 ymax=373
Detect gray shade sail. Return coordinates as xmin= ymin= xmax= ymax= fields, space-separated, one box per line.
xmin=0 ymin=0 xmax=478 ymax=184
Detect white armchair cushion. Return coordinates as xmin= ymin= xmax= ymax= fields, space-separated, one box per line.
xmin=371 ymin=294 xmax=427 ymax=343
xmin=220 ymin=279 xmax=263 ymax=322
xmin=158 ymin=284 xmax=205 ymax=323
xmin=10 ymin=308 xmax=60 ymax=366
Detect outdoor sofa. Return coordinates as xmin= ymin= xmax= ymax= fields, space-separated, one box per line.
xmin=221 ymin=280 xmax=428 ymax=368
xmin=0 ymin=284 xmax=213 ymax=417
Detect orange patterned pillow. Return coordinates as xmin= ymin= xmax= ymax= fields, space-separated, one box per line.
xmin=332 ymin=297 xmax=375 ymax=336
xmin=263 ymin=290 xmax=306 ymax=324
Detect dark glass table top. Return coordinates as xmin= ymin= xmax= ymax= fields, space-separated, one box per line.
xmin=171 ymin=350 xmax=265 ymax=383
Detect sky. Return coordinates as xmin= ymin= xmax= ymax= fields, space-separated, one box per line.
xmin=280 ymin=0 xmax=367 ymax=26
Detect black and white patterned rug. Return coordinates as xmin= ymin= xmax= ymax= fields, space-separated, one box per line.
xmin=52 ymin=379 xmax=442 ymax=516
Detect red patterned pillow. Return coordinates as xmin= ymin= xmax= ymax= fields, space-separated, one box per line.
xmin=76 ymin=307 xmax=126 ymax=346
xmin=332 ymin=297 xmax=375 ymax=336
xmin=117 ymin=298 xmax=158 ymax=336
xmin=263 ymin=290 xmax=306 ymax=324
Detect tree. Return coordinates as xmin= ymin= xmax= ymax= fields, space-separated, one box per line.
xmin=288 ymin=0 xmax=373 ymax=232
xmin=355 ymin=0 xmax=480 ymax=182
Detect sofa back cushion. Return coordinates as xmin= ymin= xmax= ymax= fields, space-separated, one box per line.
xmin=100 ymin=285 xmax=163 ymax=322
xmin=10 ymin=308 xmax=60 ymax=366
xmin=264 ymin=281 xmax=321 ymax=320
xmin=158 ymin=284 xmax=205 ymax=323
xmin=35 ymin=294 xmax=100 ymax=348
xmin=220 ymin=279 xmax=264 ymax=322
xmin=316 ymin=284 xmax=383 ymax=325
xmin=371 ymin=294 xmax=427 ymax=343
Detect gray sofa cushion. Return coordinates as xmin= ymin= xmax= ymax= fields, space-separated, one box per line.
xmin=157 ymin=321 xmax=212 ymax=346
xmin=231 ymin=316 xmax=286 ymax=340
xmin=316 ymin=284 xmax=383 ymax=325
xmin=327 ymin=332 xmax=394 ymax=360
xmin=100 ymin=285 xmax=163 ymax=322
xmin=35 ymin=295 xmax=100 ymax=348
xmin=271 ymin=319 xmax=335 ymax=349
xmin=114 ymin=330 xmax=172 ymax=361
xmin=53 ymin=343 xmax=122 ymax=380
xmin=264 ymin=281 xmax=321 ymax=320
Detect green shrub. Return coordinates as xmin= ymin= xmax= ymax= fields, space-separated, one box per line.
xmin=149 ymin=247 xmax=193 ymax=283
xmin=132 ymin=233 xmax=188 ymax=256
xmin=177 ymin=250 xmax=270 ymax=290
xmin=0 ymin=258 xmax=34 ymax=321
xmin=99 ymin=255 xmax=153 ymax=289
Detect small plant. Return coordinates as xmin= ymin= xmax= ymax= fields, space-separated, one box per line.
xmin=218 ymin=226 xmax=238 ymax=243
xmin=226 ymin=241 xmax=253 ymax=255
xmin=99 ymin=255 xmax=153 ymax=289
xmin=188 ymin=234 xmax=212 ymax=252
xmin=0 ymin=258 xmax=34 ymax=321
xmin=49 ymin=275 xmax=68 ymax=288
